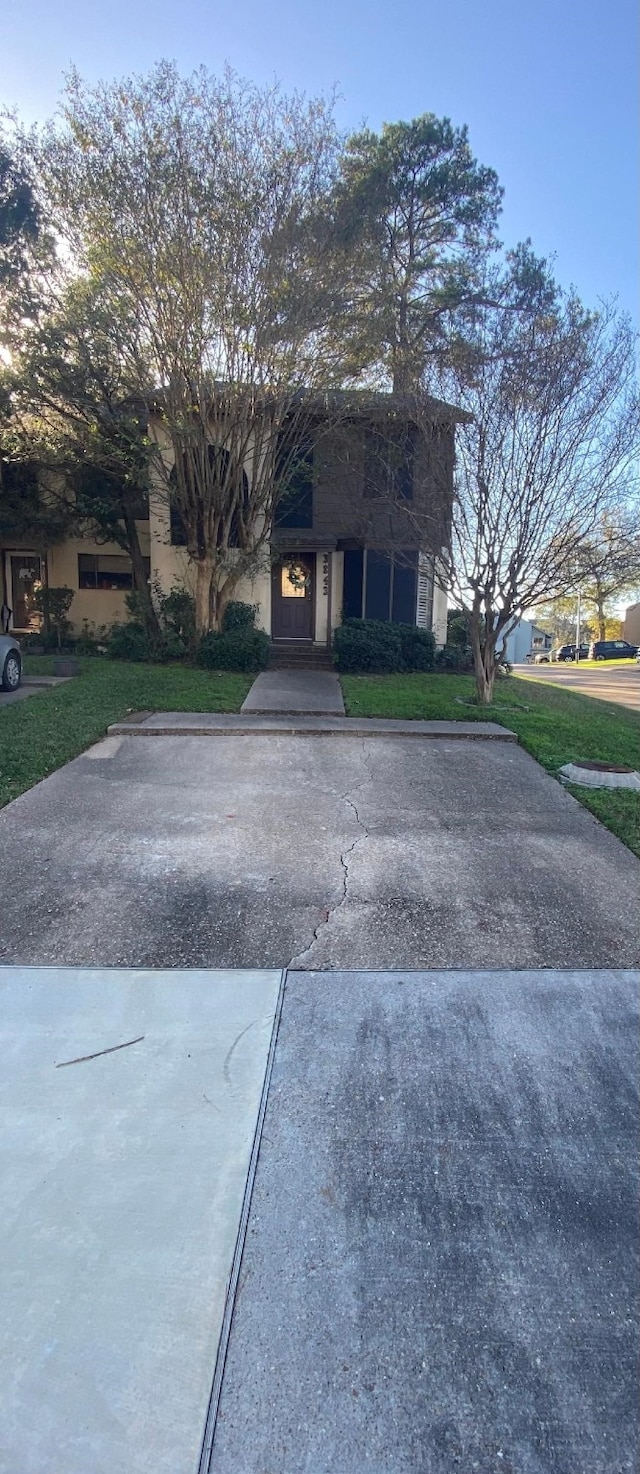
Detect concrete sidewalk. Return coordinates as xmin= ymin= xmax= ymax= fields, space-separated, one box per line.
xmin=0 ymin=674 xmax=73 ymax=708
xmin=241 ymin=668 xmax=345 ymax=714
xmin=0 ymin=966 xmax=282 ymax=1474
xmin=210 ymin=968 xmax=639 ymax=1474
xmin=1 ymin=966 xmax=637 ymax=1474
xmin=108 ymin=710 xmax=516 ymax=740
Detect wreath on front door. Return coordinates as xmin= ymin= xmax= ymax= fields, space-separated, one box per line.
xmin=286 ymin=561 xmax=309 ymax=592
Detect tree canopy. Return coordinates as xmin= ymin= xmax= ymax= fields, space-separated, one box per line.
xmin=333 ymin=115 xmax=502 ymax=392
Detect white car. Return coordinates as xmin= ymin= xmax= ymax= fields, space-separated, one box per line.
xmin=0 ymin=635 xmax=22 ymax=691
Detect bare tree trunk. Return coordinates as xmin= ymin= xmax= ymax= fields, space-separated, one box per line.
xmin=213 ymin=581 xmax=234 ymax=632
xmin=595 ymin=592 xmax=606 ymax=642
xmin=121 ymin=501 xmax=162 ymax=640
xmin=470 ymin=612 xmax=496 ymax=704
xmin=194 ymin=557 xmax=216 ymax=635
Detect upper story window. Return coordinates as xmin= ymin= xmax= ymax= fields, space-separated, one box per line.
xmin=274 ymin=441 xmax=314 ymax=528
xmin=364 ymin=424 xmax=416 ymax=501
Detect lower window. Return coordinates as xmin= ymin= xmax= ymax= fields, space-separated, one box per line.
xmin=343 ymin=549 xmax=420 ymax=624
xmin=78 ymin=554 xmax=149 ymax=591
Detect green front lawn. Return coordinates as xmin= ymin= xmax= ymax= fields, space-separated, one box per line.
xmin=0 ymin=657 xmax=252 ymax=810
xmin=341 ymin=672 xmax=640 ymax=858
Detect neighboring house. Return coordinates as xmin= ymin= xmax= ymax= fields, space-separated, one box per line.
xmin=502 ymin=619 xmax=552 ymax=665
xmin=0 ymin=530 xmax=151 ymax=637
xmin=623 ymin=602 xmax=640 ymax=647
xmin=2 ymin=392 xmax=460 ymax=646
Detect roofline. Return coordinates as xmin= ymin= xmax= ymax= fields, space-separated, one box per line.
xmin=146 ymin=384 xmax=468 ymax=425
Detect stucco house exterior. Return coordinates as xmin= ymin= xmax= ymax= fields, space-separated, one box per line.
xmin=622 ymin=602 xmax=640 ymax=647
xmin=2 ymin=392 xmax=460 ymax=648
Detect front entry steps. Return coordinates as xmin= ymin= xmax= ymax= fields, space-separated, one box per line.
xmin=268 ymin=642 xmax=333 ymax=671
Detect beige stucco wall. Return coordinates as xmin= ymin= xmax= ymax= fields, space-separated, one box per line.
xmin=432 ymin=577 xmax=448 ymax=646
xmin=623 ymin=602 xmax=640 ymax=645
xmin=3 ymin=529 xmax=150 ymax=635
xmin=148 ymin=477 xmax=273 ymax=633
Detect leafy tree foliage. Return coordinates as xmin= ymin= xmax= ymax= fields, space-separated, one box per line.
xmin=333 ymin=115 xmax=502 ymax=392
xmin=571 ymin=511 xmax=640 ymax=639
xmin=21 ymin=64 xmax=352 ymax=631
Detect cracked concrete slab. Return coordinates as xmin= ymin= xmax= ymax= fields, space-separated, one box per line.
xmin=0 ymin=733 xmax=638 ymax=970
xmin=209 ymin=968 xmax=640 ymax=1474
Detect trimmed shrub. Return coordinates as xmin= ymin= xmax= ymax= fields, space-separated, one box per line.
xmin=435 ymin=643 xmax=474 ymax=672
xmin=21 ymin=629 xmax=63 ymax=654
xmin=222 ymin=600 xmax=258 ymax=632
xmin=158 ymin=587 xmax=197 ymax=650
xmin=75 ymin=619 xmax=109 ymax=656
xmin=106 ymin=621 xmax=153 ymax=662
xmin=333 ymin=619 xmax=403 ymax=674
xmin=196 ymin=626 xmax=269 ymax=672
xmin=396 ymin=624 xmax=436 ymax=671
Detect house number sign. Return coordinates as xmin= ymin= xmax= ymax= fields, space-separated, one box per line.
xmin=322 ymin=554 xmax=329 ymax=596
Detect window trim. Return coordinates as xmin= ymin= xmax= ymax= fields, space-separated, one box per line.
xmin=77 ymin=553 xmax=148 ymax=592
xmin=355 ymin=548 xmax=423 ymax=623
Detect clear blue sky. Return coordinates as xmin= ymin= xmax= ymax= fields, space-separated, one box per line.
xmin=1 ymin=0 xmax=637 ymax=320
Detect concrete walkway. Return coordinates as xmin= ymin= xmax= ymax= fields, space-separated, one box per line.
xmin=2 ymin=964 xmax=636 ymax=1474
xmin=0 ymin=965 xmax=282 ymax=1474
xmin=241 ymin=669 xmax=345 ymax=714
xmin=0 ymin=675 xmax=73 ymax=708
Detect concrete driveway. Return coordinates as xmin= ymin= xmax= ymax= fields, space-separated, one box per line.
xmin=211 ymin=967 xmax=639 ymax=1474
xmin=0 ymin=730 xmax=638 ymax=970
xmin=2 ymin=964 xmax=637 ymax=1474
xmin=515 ymin=662 xmax=640 ymax=712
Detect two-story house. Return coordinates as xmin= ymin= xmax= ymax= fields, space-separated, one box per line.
xmin=149 ymin=392 xmax=460 ymax=649
xmin=2 ymin=392 xmax=461 ymax=648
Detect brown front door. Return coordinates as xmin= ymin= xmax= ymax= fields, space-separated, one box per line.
xmin=271 ymin=555 xmax=314 ymax=640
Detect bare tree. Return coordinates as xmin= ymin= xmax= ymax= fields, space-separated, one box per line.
xmin=22 ymin=63 xmax=351 ymax=631
xmin=437 ymin=260 xmax=639 ymax=702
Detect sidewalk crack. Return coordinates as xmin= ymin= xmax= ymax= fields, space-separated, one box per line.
xmin=289 ymin=742 xmax=372 ymax=968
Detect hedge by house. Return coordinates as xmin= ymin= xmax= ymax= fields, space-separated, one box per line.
xmin=333 ymin=618 xmax=435 ymax=674
xmin=196 ymin=626 xmax=270 ymax=672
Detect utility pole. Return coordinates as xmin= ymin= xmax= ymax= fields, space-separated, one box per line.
xmin=575 ymin=589 xmax=581 ymax=660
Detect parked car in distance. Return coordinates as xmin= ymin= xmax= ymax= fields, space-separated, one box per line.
xmin=588 ymin=639 xmax=638 ymax=661
xmin=531 ymin=650 xmax=551 ymax=663
xmin=0 ymin=634 xmax=22 ymax=691
xmin=551 ymin=643 xmax=590 ymax=662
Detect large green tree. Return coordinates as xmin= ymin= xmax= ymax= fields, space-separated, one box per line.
xmin=21 ymin=63 xmax=352 ymax=632
xmin=571 ymin=511 xmax=640 ymax=640
xmin=334 ymin=115 xmax=502 ymax=393
xmin=7 ymin=279 xmax=159 ymax=635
